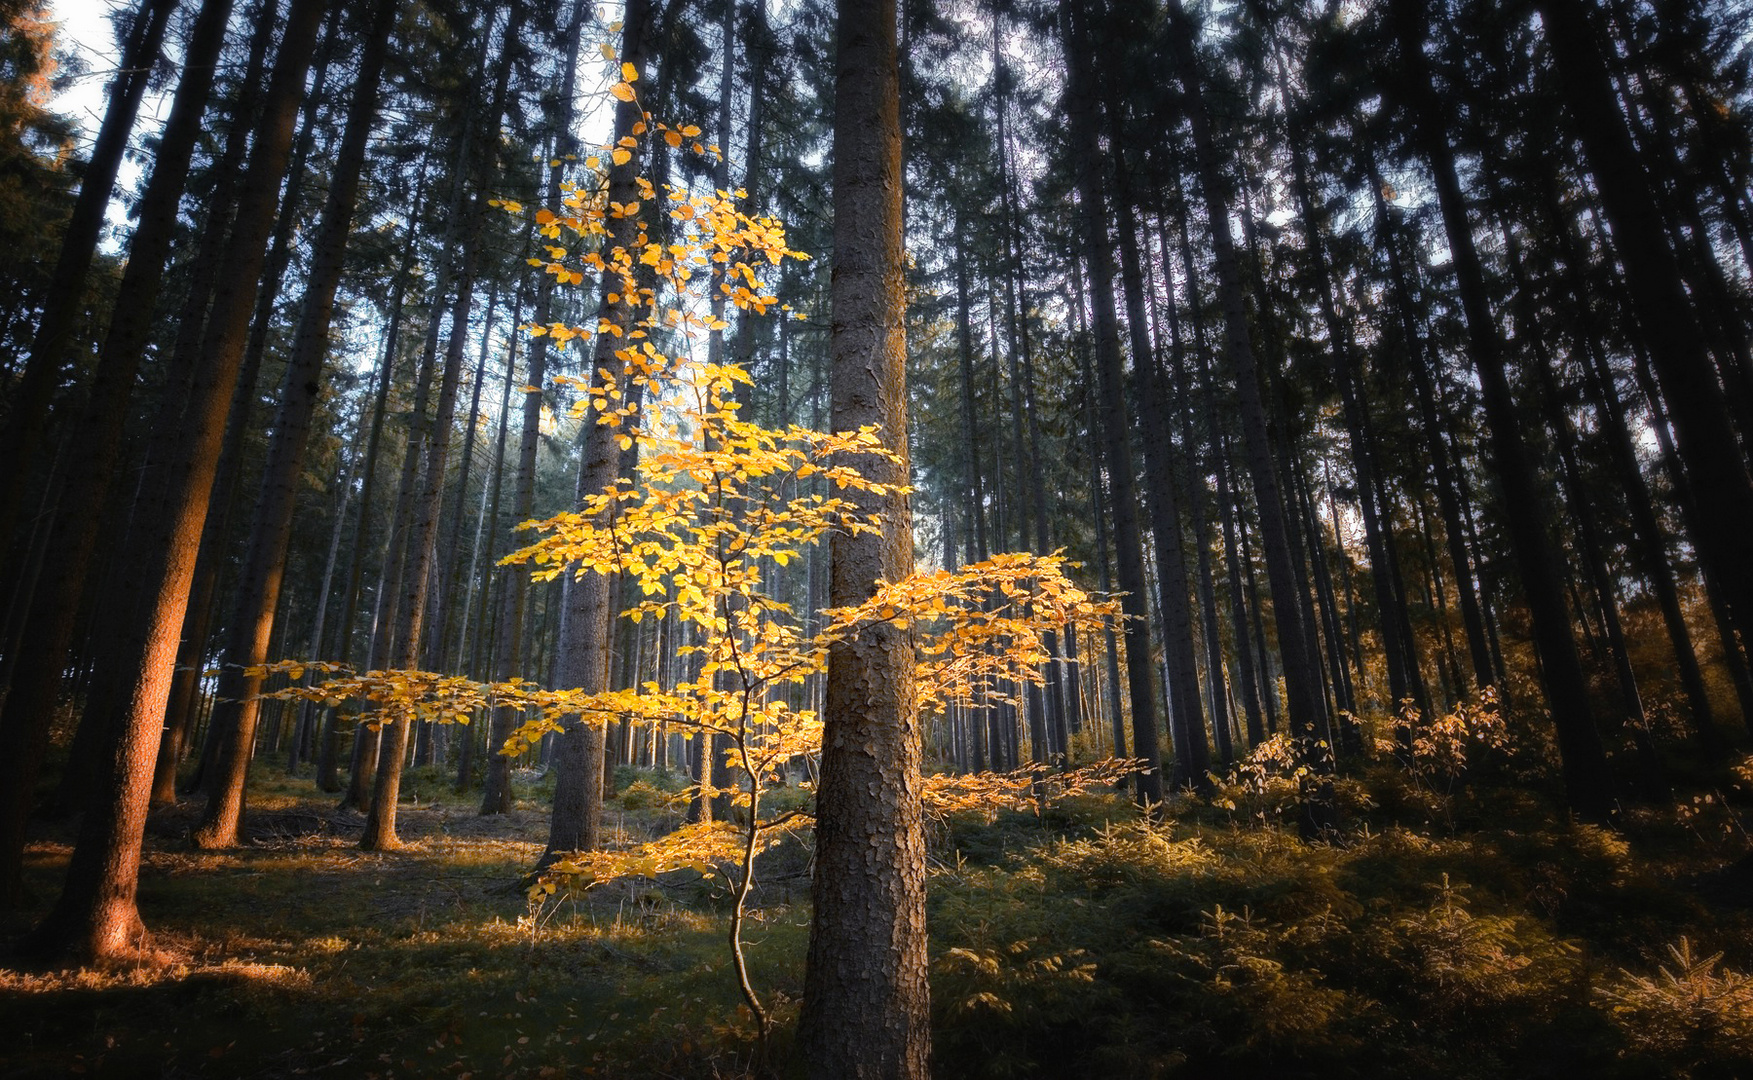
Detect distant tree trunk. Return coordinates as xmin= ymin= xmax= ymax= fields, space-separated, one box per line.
xmin=346 ymin=91 xmax=484 ymax=814
xmin=423 ymin=282 xmax=500 ymax=687
xmin=362 ymin=0 xmax=525 ymax=851
xmin=317 ymin=177 xmax=425 ymax=793
xmin=1199 ymin=341 xmax=1266 ymax=746
xmin=26 ymin=0 xmax=328 ymax=961
xmin=545 ymin=0 xmax=651 ymax=857
xmin=458 ymin=268 xmax=532 ymax=791
xmin=1500 ymin=220 xmax=1669 ymax=788
xmin=1275 ymin=85 xmax=1427 ymax=721
xmin=1070 ymin=243 xmax=1130 ymax=761
xmin=1390 ymin=0 xmax=1614 ymax=820
xmin=1160 ymin=272 xmax=1236 ymax=764
xmin=1062 ymin=3 xmax=1163 ymax=806
xmin=1365 ymin=164 xmax=1497 ymax=693
xmin=1162 ymin=0 xmax=1332 ymax=829
xmin=291 ymin=420 xmax=367 ymax=773
xmin=954 ymin=213 xmax=989 ymax=569
xmin=480 ymin=0 xmax=589 ymax=814
xmin=1102 ymin=70 xmax=1207 ymax=789
xmin=1541 ymin=180 xmax=1725 ymax=749
xmin=797 ymin=1 xmax=930 ymax=1074
xmin=191 ymin=0 xmax=399 ymax=850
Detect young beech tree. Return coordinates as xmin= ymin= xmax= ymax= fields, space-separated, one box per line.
xmin=258 ymin=355 xmax=1117 ymax=1057
xmin=255 ymin=80 xmax=1117 ymax=1061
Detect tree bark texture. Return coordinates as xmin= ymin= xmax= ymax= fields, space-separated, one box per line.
xmin=797 ymin=1 xmax=930 ymax=1075
xmin=29 ymin=0 xmax=328 ymax=961
xmin=0 ymin=0 xmax=239 ymax=911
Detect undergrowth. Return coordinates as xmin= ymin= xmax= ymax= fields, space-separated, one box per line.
xmin=5 ymin=708 xmax=1753 ymax=1078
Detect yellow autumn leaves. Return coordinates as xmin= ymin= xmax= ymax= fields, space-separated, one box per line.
xmin=257 ymin=76 xmax=1120 ymax=862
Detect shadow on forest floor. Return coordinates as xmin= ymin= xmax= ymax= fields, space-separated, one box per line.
xmin=1 ymin=770 xmax=786 ymax=1079
xmin=6 ymin=761 xmax=1753 ymax=1078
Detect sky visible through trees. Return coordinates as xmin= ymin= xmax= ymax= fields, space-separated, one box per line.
xmin=6 ymin=0 xmax=1753 ymax=1075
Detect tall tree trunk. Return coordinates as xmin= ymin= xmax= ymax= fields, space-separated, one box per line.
xmin=169 ymin=1 xmax=350 ymax=794
xmin=0 ymin=0 xmax=240 ymax=911
xmin=191 ymin=0 xmax=399 ymax=850
xmin=26 ymin=0 xmax=328 ymax=960
xmin=1273 ymin=57 xmax=1428 ymax=721
xmin=1061 ymin=3 xmax=1163 ymax=806
xmin=1390 ymin=0 xmax=1614 ymax=820
xmin=0 ymin=0 xmax=177 ymax=568
xmin=361 ymin=0 xmax=524 ymax=849
xmin=1160 ymin=264 xmax=1236 ymax=764
xmin=1538 ymin=0 xmax=1753 ymax=692
xmin=1162 ymin=0 xmax=1333 ymax=828
xmin=156 ymin=2 xmax=308 ymax=791
xmin=481 ymin=0 xmax=589 ymax=815
xmin=1068 ymin=253 xmax=1128 ymax=759
xmin=797 ymin=1 xmax=929 ymax=1074
xmin=1501 ymin=219 xmax=1670 ymax=783
xmin=1200 ymin=342 xmax=1267 ymax=746
xmin=1544 ymin=188 xmax=1725 ymax=750
xmin=1364 ymin=158 xmax=1495 ymax=690
xmin=1101 ymin=71 xmax=1207 ymax=789
xmin=545 ymin=0 xmax=651 ymax=856
xmin=317 ymin=182 xmax=425 ymax=793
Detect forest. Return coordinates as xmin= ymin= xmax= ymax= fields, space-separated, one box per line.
xmin=4 ymin=0 xmax=1753 ymax=1074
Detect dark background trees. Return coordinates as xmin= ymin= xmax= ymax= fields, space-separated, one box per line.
xmin=1 ymin=0 xmax=1753 ymax=1065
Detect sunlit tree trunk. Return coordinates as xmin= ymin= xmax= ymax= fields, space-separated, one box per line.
xmin=0 ymin=0 xmax=239 ymax=911
xmin=27 ymin=0 xmax=327 ymax=960
xmin=192 ymin=0 xmax=399 ymax=849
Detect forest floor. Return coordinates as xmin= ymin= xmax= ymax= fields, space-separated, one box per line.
xmin=5 ymin=753 xmax=1753 ymax=1078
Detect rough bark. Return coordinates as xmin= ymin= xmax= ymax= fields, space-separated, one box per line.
xmin=797 ymin=1 xmax=930 ymax=1074
xmin=27 ymin=0 xmax=327 ymax=960
xmin=0 ymin=0 xmax=239 ymax=911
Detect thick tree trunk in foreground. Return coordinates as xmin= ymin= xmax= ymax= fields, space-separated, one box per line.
xmin=0 ymin=0 xmax=238 ymax=911
xmin=797 ymin=1 xmax=930 ymax=1075
xmin=27 ymin=0 xmax=328 ymax=962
